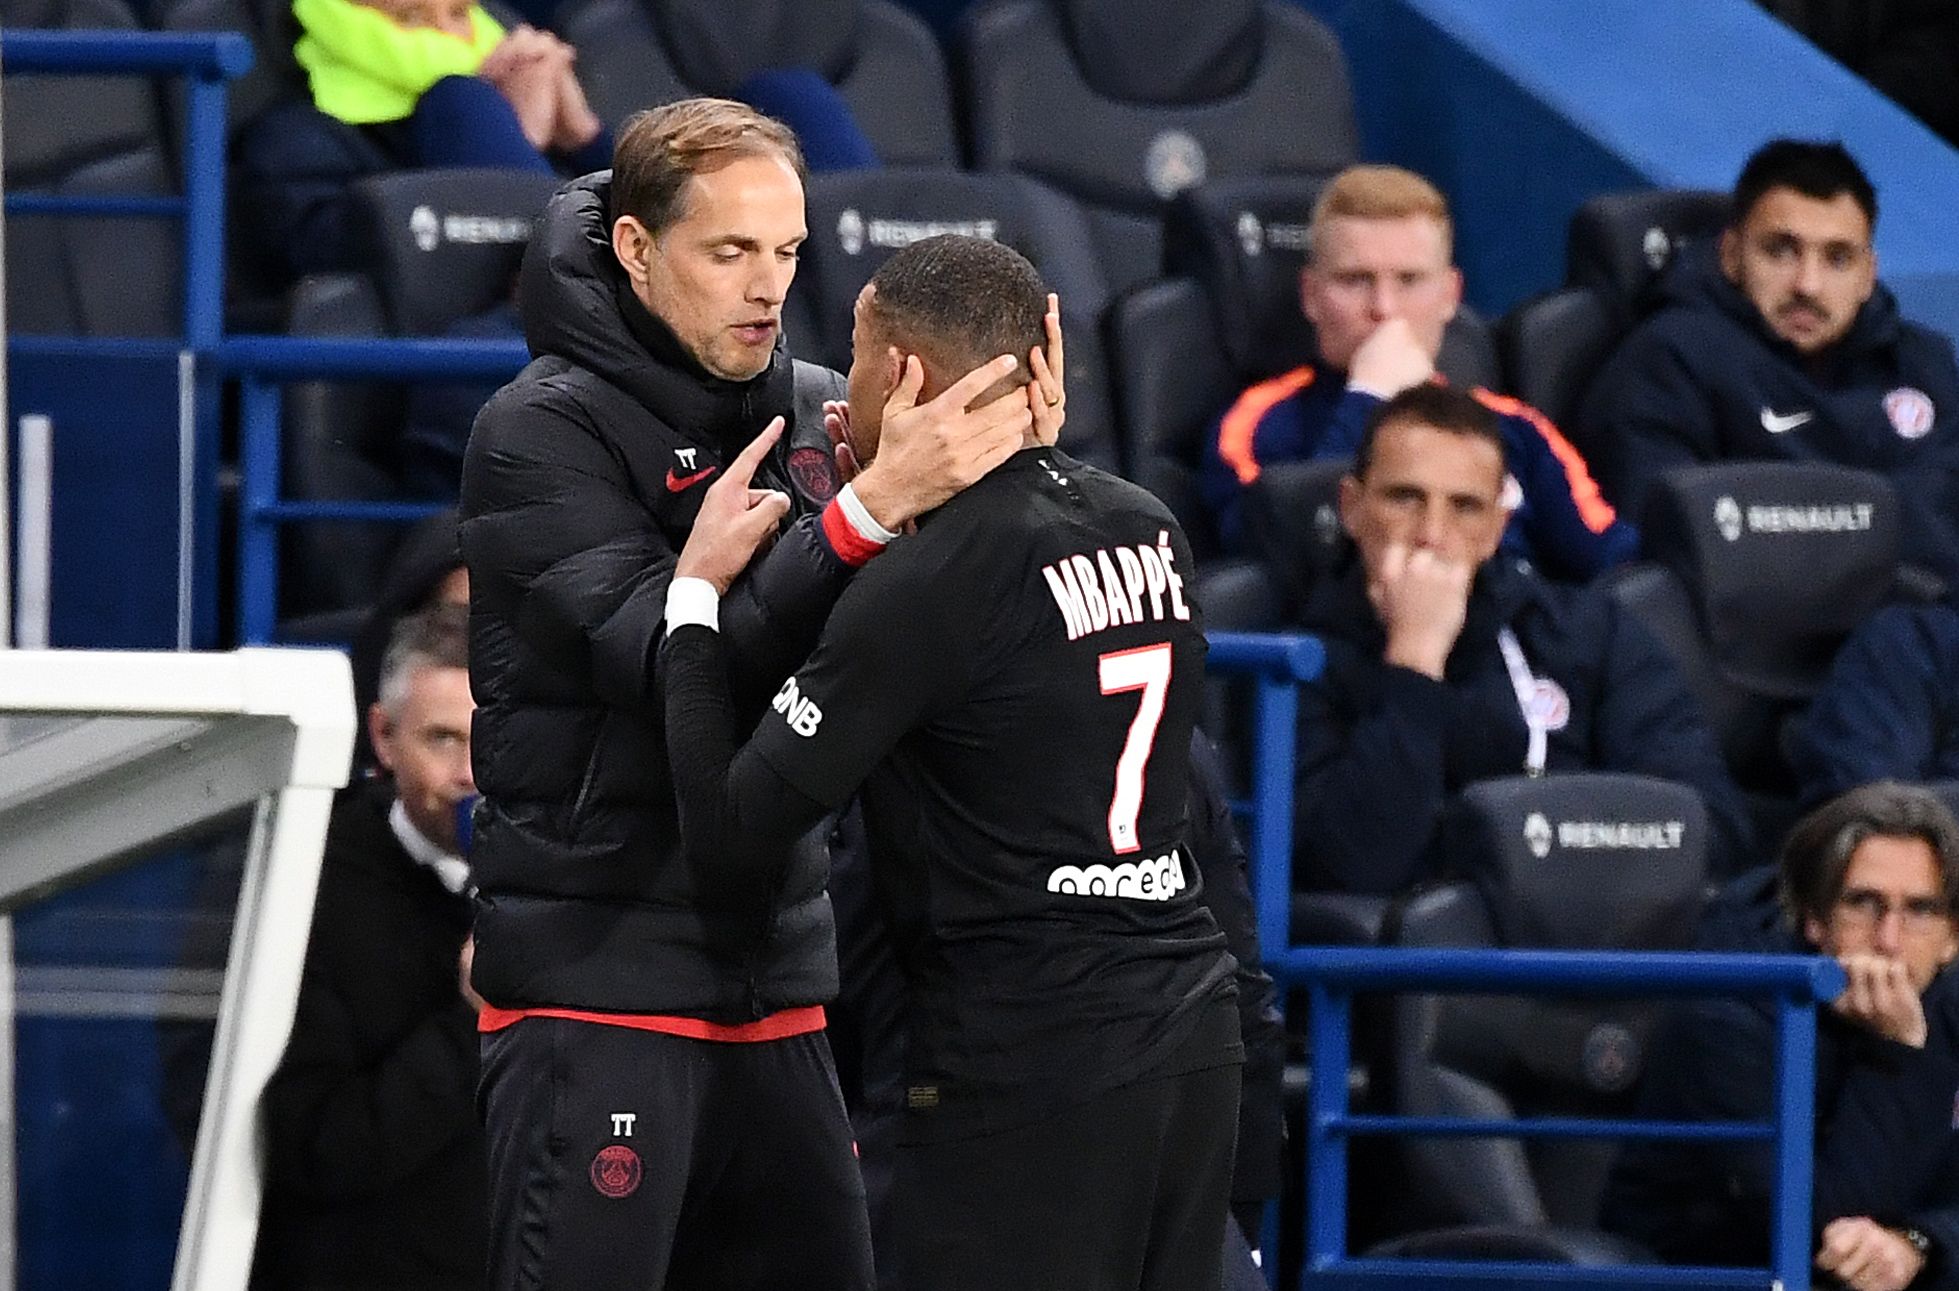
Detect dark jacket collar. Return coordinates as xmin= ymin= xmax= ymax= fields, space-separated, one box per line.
xmin=1657 ymin=239 xmax=1906 ymax=379
xmin=517 ymin=172 xmax=794 ymax=453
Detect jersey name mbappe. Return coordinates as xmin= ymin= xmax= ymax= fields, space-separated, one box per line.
xmin=1039 ymin=529 xmax=1192 ymax=643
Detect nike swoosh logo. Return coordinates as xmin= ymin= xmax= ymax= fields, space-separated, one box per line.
xmin=666 ymin=466 xmax=717 ymax=492
xmin=1760 ymin=408 xmax=1815 ymax=434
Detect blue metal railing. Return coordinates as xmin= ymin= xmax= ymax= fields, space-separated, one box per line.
xmin=2 ymin=30 xmax=252 ymax=349
xmin=217 ymin=335 xmax=530 ymax=643
xmin=1203 ymin=637 xmax=1846 ymax=1290
xmin=1286 ymin=949 xmax=1843 ymax=1291
xmin=1205 ymin=631 xmax=1326 ymax=962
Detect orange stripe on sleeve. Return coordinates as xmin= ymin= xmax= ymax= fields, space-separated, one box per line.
xmin=1217 ymin=366 xmax=1316 ymax=486
xmin=1471 ymin=389 xmax=1619 ymax=534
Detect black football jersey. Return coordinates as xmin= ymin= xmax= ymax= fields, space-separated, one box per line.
xmin=730 ymin=448 xmax=1236 ymax=1134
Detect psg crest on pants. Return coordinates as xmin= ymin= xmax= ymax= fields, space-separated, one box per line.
xmin=590 ymin=1144 xmax=643 ymax=1198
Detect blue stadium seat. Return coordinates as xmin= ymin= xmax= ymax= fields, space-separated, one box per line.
xmin=557 ymin=0 xmax=958 ymax=165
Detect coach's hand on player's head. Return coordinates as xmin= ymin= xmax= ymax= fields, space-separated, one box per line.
xmin=675 ymin=418 xmax=792 ymax=595
xmin=850 ymin=352 xmax=1031 ymax=529
xmin=1029 ymin=292 xmax=1066 ymax=447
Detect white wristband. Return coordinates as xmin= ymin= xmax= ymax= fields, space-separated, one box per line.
xmin=837 ymin=483 xmax=899 ymax=546
xmin=664 ymin=577 xmax=722 ymax=633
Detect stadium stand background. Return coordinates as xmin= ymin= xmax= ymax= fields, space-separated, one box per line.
xmin=7 ymin=0 xmax=1959 ymax=1286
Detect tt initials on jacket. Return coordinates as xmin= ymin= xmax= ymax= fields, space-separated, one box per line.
xmin=1041 ymin=529 xmax=1192 ymax=642
xmin=772 ymin=676 xmax=824 ymax=737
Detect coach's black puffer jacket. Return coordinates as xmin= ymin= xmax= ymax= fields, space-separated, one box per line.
xmin=459 ymin=171 xmax=851 ymax=1020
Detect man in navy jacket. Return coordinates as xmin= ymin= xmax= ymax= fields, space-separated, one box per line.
xmin=1290 ymin=384 xmax=1752 ymax=895
xmin=1791 ymin=602 xmax=1959 ymax=807
xmin=1582 ymin=138 xmax=1959 ymax=587
xmin=1200 ymin=164 xmax=1635 ymax=582
xmin=1603 ymin=783 xmax=1959 ymax=1291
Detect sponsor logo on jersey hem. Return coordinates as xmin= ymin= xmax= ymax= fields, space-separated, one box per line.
xmin=1047 ymin=848 xmax=1187 ymax=901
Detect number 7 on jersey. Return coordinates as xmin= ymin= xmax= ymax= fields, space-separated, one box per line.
xmin=1098 ymin=643 xmax=1172 ymax=854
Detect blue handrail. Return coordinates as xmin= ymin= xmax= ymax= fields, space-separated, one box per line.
xmin=2 ymin=30 xmax=252 ymax=349
xmin=218 ymin=335 xmax=531 ymax=644
xmin=1200 ymin=640 xmax=1846 ymax=1291
xmin=1294 ymin=948 xmax=1835 ymax=1291
xmin=1206 ymin=630 xmax=1324 ymax=968
xmin=0 ymin=30 xmax=253 ymax=77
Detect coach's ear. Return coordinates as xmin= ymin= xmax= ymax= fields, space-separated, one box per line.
xmin=612 ymin=215 xmax=652 ymax=287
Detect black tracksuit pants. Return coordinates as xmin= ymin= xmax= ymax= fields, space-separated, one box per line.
xmin=479 ymin=1017 xmax=874 ymax=1290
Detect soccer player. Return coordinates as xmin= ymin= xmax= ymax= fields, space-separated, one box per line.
xmin=660 ymin=234 xmax=1244 ymax=1291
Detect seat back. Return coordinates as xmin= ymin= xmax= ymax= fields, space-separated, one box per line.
xmin=795 ymin=167 xmax=1121 ymax=472
xmin=5 ymin=0 xmax=180 ymax=336
xmin=353 ymin=167 xmax=558 ymax=333
xmin=1641 ymin=462 xmax=1900 ymax=696
xmin=1501 ymin=189 xmax=1728 ymax=460
xmin=1601 ymin=561 xmax=1738 ymax=750
xmin=281 ymin=274 xmax=405 ymax=616
xmin=1637 ymin=462 xmax=1900 ymax=789
xmin=559 ymin=0 xmax=957 ymax=166
xmin=154 ymin=0 xmax=306 ymax=141
xmin=1242 ymin=457 xmax=1348 ymax=612
xmin=1499 ymin=289 xmax=1618 ymax=443
xmin=961 ymin=0 xmax=1356 ymax=292
xmin=1564 ymin=188 xmax=1729 ymax=316
xmin=1108 ymin=278 xmax=1238 ymax=558
xmin=1386 ymin=773 xmax=1709 ymax=1234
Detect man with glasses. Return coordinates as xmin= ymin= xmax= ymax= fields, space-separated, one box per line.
xmin=1603 ymin=782 xmax=1959 ymax=1291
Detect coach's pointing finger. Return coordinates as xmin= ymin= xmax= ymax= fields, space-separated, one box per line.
xmin=675 ymin=419 xmax=789 ymax=595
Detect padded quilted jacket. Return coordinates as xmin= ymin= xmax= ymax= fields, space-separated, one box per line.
xmin=459 ymin=172 xmax=851 ymax=1020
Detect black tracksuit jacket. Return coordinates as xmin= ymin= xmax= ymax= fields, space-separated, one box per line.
xmin=1582 ymin=240 xmax=1959 ymax=587
xmin=459 ymin=172 xmax=855 ymax=1019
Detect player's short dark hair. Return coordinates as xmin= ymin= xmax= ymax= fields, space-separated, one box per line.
xmin=1353 ymin=384 xmax=1503 ymax=480
xmin=865 ymin=234 xmax=1046 ymax=392
xmin=1779 ymin=782 xmax=1959 ymax=929
xmin=610 ymin=97 xmax=806 ymax=234
xmin=1732 ymin=138 xmax=1877 ymax=232
xmin=377 ymin=602 xmax=469 ymax=712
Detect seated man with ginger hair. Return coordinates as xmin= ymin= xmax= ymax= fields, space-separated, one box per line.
xmin=1201 ymin=163 xmax=1635 ymax=582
